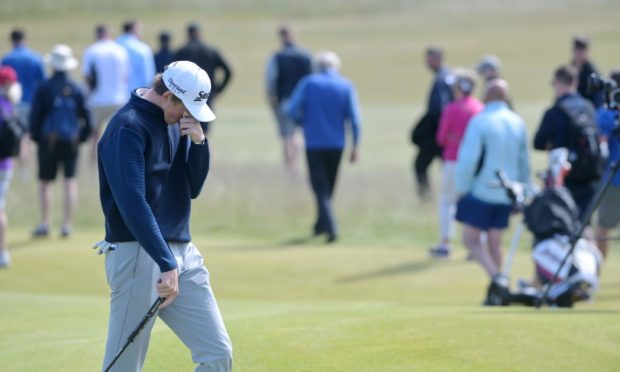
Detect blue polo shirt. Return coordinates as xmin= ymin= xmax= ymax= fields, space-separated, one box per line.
xmin=1 ymin=45 xmax=46 ymax=103
xmin=98 ymin=90 xmax=210 ymax=272
xmin=286 ymin=69 xmax=361 ymax=149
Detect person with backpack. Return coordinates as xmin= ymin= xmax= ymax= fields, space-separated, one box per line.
xmin=0 ymin=66 xmax=23 ymax=267
xmin=533 ymin=65 xmax=602 ymax=220
xmin=29 ymin=45 xmax=91 ymax=238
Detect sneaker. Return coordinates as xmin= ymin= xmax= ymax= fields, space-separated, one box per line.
xmin=0 ymin=250 xmax=11 ymax=268
xmin=32 ymin=224 xmax=49 ymax=238
xmin=429 ymin=244 xmax=451 ymax=258
xmin=60 ymin=225 xmax=72 ymax=238
xmin=483 ymin=275 xmax=511 ymax=306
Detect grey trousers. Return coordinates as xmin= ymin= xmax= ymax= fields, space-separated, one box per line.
xmin=102 ymin=241 xmax=233 ymax=372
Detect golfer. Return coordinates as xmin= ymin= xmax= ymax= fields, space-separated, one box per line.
xmin=96 ymin=61 xmax=232 ymax=371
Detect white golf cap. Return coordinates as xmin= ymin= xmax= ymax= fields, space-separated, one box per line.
xmin=162 ymin=60 xmax=216 ymax=122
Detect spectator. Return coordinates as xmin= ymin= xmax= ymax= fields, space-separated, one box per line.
xmin=286 ymin=51 xmax=361 ymax=243
xmin=266 ymin=25 xmax=313 ymax=173
xmin=29 ymin=45 xmax=91 ymax=238
xmin=117 ymin=20 xmax=156 ymax=93
xmin=430 ymin=69 xmax=484 ymax=258
xmin=0 ymin=66 xmax=22 ymax=267
xmin=174 ymin=22 xmax=232 ymax=134
xmin=572 ymin=35 xmax=604 ymax=108
xmin=2 ymin=28 xmax=46 ymax=178
xmin=411 ymin=46 xmax=453 ymax=199
xmin=154 ymin=31 xmax=174 ymax=73
xmin=533 ymin=65 xmax=600 ymax=219
xmin=82 ymin=24 xmax=130 ymax=162
xmin=475 ymin=55 xmax=501 ymax=82
xmin=96 ymin=61 xmax=232 ymax=371
xmin=455 ymin=79 xmax=530 ymax=304
xmin=595 ymin=69 xmax=620 ymax=259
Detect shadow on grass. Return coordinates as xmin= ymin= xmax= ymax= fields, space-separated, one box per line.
xmin=336 ymin=259 xmax=440 ymax=283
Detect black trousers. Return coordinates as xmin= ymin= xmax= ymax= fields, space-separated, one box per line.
xmin=414 ymin=141 xmax=441 ymax=191
xmin=306 ymin=149 xmax=343 ymax=236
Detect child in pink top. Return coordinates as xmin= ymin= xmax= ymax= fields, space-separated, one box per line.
xmin=430 ymin=70 xmax=484 ymax=258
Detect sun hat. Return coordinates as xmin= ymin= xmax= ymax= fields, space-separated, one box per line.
xmin=44 ymin=44 xmax=79 ymax=72
xmin=162 ymin=60 xmax=216 ymax=122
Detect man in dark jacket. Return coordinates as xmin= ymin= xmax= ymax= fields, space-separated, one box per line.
xmin=572 ymin=35 xmax=604 ymax=108
xmin=174 ymin=22 xmax=232 ymax=134
xmin=266 ymin=25 xmax=312 ymax=172
xmin=533 ymin=65 xmax=600 ymax=219
xmin=29 ymin=45 xmax=91 ymax=238
xmin=411 ymin=46 xmax=453 ymax=199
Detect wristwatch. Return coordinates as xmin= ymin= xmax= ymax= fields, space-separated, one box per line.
xmin=193 ymin=136 xmax=207 ymax=145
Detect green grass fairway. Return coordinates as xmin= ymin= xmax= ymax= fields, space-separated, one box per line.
xmin=1 ymin=0 xmax=620 ymax=371
xmin=1 ymin=230 xmax=620 ymax=371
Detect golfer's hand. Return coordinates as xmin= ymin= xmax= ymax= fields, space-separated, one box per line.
xmin=349 ymin=147 xmax=358 ymax=164
xmin=180 ymin=113 xmax=205 ymax=144
xmin=157 ymin=269 xmax=179 ymax=308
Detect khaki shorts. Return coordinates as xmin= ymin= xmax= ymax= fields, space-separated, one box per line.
xmin=598 ymin=185 xmax=620 ymax=229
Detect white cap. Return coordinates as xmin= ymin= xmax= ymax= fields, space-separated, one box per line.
xmin=44 ymin=44 xmax=78 ymax=72
xmin=316 ymin=51 xmax=341 ymax=71
xmin=162 ymin=60 xmax=216 ymax=122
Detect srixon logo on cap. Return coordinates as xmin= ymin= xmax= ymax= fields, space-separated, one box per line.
xmin=167 ymin=78 xmax=187 ymax=95
xmin=194 ymin=91 xmax=210 ymax=102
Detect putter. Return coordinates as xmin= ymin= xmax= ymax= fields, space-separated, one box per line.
xmin=104 ymin=297 xmax=165 ymax=372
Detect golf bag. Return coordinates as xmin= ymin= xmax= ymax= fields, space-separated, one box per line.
xmin=489 ymin=149 xmax=603 ymax=307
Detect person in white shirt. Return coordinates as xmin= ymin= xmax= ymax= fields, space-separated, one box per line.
xmin=117 ymin=20 xmax=156 ymax=93
xmin=82 ymin=24 xmax=130 ymax=162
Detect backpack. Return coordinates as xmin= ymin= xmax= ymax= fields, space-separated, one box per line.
xmin=42 ymin=84 xmax=80 ymax=142
xmin=558 ymin=96 xmax=602 ymax=182
xmin=0 ymin=98 xmax=24 ymax=158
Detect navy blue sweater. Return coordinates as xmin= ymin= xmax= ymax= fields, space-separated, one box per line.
xmin=98 ymin=90 xmax=210 ymax=272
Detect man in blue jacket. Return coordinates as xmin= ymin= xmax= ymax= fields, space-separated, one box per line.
xmin=96 ymin=61 xmax=232 ymax=371
xmin=287 ymin=51 xmax=361 ymax=242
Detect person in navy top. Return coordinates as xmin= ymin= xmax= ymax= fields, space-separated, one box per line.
xmin=266 ymin=25 xmax=313 ymax=172
xmin=287 ymin=51 xmax=361 ymax=242
xmin=97 ymin=61 xmax=232 ymax=371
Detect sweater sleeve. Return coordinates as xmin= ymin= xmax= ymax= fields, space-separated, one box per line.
xmin=100 ymin=127 xmax=178 ymax=272
xmin=455 ymin=118 xmax=482 ymax=195
xmin=348 ymin=85 xmax=362 ymax=146
xmin=187 ymin=135 xmax=210 ymax=199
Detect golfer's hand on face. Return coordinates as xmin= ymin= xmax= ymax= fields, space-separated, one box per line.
xmin=157 ymin=269 xmax=179 ymax=308
xmin=180 ymin=111 xmax=206 ymax=144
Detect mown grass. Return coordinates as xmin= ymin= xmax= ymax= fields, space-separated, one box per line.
xmin=1 ymin=1 xmax=620 ymax=371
